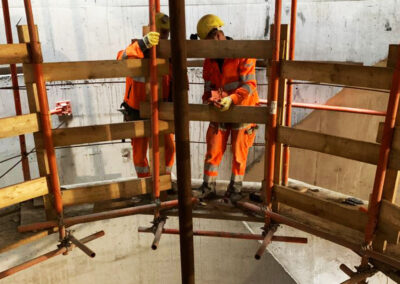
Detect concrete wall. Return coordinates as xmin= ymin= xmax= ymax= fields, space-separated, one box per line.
xmin=1 ymin=0 xmax=400 ymax=283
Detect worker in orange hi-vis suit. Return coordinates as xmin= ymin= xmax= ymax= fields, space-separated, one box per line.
xmin=193 ymin=14 xmax=259 ymax=203
xmin=117 ymin=12 xmax=175 ymax=178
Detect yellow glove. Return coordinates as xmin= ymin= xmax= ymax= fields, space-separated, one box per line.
xmin=143 ymin=31 xmax=160 ymax=48
xmin=218 ymin=96 xmax=233 ymax=112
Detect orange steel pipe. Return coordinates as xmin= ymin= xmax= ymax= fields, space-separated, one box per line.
xmin=23 ymin=0 xmax=65 ymax=239
xmin=282 ymin=0 xmax=297 ymax=186
xmin=149 ymin=0 xmax=160 ymax=217
xmin=18 ymin=199 xmax=193 ymax=233
xmin=138 ymin=227 xmax=308 ymax=243
xmin=264 ymin=0 xmax=282 ymax=220
xmin=237 ymin=201 xmax=400 ymax=270
xmin=156 ymin=0 xmax=160 ymax=12
xmin=259 ymin=99 xmax=386 ymax=116
xmin=0 ymin=231 xmax=104 ymax=280
xmin=255 ymin=225 xmax=277 ymax=260
xmin=362 ymin=44 xmax=400 ymax=265
xmin=2 ymin=0 xmax=31 ymax=181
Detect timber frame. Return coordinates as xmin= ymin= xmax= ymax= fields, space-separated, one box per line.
xmin=1 ymin=0 xmax=400 ymax=283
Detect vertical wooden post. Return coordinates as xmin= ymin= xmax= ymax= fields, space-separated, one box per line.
xmin=373 ymin=46 xmax=400 ymax=252
xmin=168 ymin=0 xmax=195 ymax=283
xmin=17 ymin=25 xmax=56 ymax=220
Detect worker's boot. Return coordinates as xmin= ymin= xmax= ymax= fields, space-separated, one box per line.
xmin=225 ymin=181 xmax=243 ymax=204
xmin=192 ymin=182 xmax=216 ymax=200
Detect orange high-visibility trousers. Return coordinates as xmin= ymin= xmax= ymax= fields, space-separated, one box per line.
xmin=131 ymin=133 xmax=175 ymax=177
xmin=204 ymin=123 xmax=256 ymax=184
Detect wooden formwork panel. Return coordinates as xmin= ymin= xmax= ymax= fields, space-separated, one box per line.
xmin=281 ymin=61 xmax=393 ymax=90
xmin=0 ymin=113 xmax=39 ymax=138
xmin=61 ymin=175 xmax=171 ymax=206
xmin=45 ymin=120 xmax=174 ymax=147
xmin=23 ymin=58 xmax=169 ymax=83
xmin=158 ymin=40 xmax=274 ymax=59
xmin=0 ymin=43 xmax=31 ymax=64
xmin=140 ymin=102 xmax=269 ymax=124
xmin=0 ymin=177 xmax=49 ymax=209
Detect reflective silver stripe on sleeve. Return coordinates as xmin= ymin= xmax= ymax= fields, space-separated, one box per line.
xmin=231 ymin=174 xmax=244 ymax=182
xmin=243 ymin=63 xmax=253 ymax=68
xmin=122 ymin=50 xmax=128 ymax=59
xmin=204 ymin=175 xmax=217 ymax=183
xmin=205 ymin=163 xmax=219 ymax=173
xmin=132 ymin=76 xmax=146 ymax=83
xmin=241 ymin=84 xmax=252 ymax=93
xmin=240 ymin=74 xmax=256 ymax=82
xmin=166 ymin=166 xmax=172 ymax=174
xmin=205 ymin=80 xmax=212 ymax=92
xmin=223 ymin=81 xmax=240 ymax=91
xmin=135 ymin=166 xmax=150 ymax=174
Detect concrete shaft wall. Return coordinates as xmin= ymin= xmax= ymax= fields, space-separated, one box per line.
xmin=0 ymin=0 xmax=399 ymax=283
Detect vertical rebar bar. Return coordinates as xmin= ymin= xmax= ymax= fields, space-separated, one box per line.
xmin=2 ymin=0 xmax=31 ymax=181
xmin=23 ymin=0 xmax=65 ymax=239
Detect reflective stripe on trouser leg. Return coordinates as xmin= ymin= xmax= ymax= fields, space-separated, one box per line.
xmin=165 ymin=133 xmax=175 ymax=174
xmin=204 ymin=123 xmax=230 ymax=184
xmin=230 ymin=126 xmax=256 ymax=178
xmin=132 ymin=137 xmax=150 ymax=177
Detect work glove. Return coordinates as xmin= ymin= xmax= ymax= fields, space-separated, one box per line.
xmin=218 ymin=96 xmax=233 ymax=112
xmin=143 ymin=32 xmax=160 ymax=49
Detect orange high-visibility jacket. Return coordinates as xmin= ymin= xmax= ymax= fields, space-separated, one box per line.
xmin=202 ymin=58 xmax=259 ymax=106
xmin=117 ymin=41 xmax=171 ymax=110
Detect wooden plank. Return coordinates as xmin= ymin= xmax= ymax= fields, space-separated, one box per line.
xmin=0 ymin=113 xmax=39 ymax=138
xmin=281 ymin=61 xmax=394 ymax=90
xmin=277 ymin=126 xmax=380 ymax=165
xmin=380 ymin=200 xmax=400 ymax=230
xmin=140 ymin=102 xmax=269 ymax=124
xmin=158 ymin=40 xmax=274 ymax=59
xmin=23 ymin=59 xmax=169 ymax=83
xmin=387 ymin=45 xmax=399 ymax=68
xmin=0 ymin=177 xmax=49 ymax=209
xmin=18 ymin=24 xmax=55 ymax=220
xmin=274 ymin=184 xmax=367 ymax=232
xmin=0 ymin=43 xmax=30 ymax=64
xmin=61 ymin=175 xmax=171 ymax=206
xmin=48 ymin=120 xmax=174 ymax=147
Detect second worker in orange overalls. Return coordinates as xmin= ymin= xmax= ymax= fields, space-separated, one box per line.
xmin=193 ymin=14 xmax=259 ymax=203
xmin=117 ymin=13 xmax=175 ymax=178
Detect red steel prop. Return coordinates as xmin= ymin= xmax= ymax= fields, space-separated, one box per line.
xmin=138 ymin=227 xmax=308 ymax=243
xmin=0 ymin=231 xmax=104 ymax=280
xmin=237 ymin=201 xmax=400 ymax=270
xmin=264 ymin=0 xmax=282 ymax=217
xmin=149 ymin=0 xmax=161 ymax=218
xmin=2 ymin=0 xmax=31 ymax=181
xmin=18 ymin=199 xmax=195 ymax=233
xmin=23 ymin=0 xmax=65 ymax=239
xmin=361 ymin=39 xmax=400 ymax=266
xmin=282 ymin=0 xmax=297 ymax=185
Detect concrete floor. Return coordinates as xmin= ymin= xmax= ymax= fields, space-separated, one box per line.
xmin=0 ymin=212 xmax=296 ymax=284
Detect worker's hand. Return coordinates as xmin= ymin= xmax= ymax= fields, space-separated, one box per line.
xmin=218 ymin=96 xmax=233 ymax=112
xmin=143 ymin=32 xmax=160 ymax=48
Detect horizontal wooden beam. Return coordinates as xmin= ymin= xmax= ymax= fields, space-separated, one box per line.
xmin=61 ymin=175 xmax=171 ymax=206
xmin=158 ymin=40 xmax=274 ymax=59
xmin=277 ymin=126 xmax=380 ymax=165
xmin=140 ymin=102 xmax=269 ymax=124
xmin=387 ymin=45 xmax=399 ymax=68
xmin=23 ymin=58 xmax=169 ymax=83
xmin=49 ymin=120 xmax=174 ymax=147
xmin=0 ymin=177 xmax=49 ymax=209
xmin=0 ymin=43 xmax=30 ymax=64
xmin=274 ymin=184 xmax=367 ymax=232
xmin=0 ymin=113 xmax=39 ymax=139
xmin=281 ymin=61 xmax=393 ymax=90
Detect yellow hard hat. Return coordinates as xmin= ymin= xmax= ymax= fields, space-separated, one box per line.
xmin=156 ymin=12 xmax=170 ymax=31
xmin=197 ymin=14 xmax=224 ymax=39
